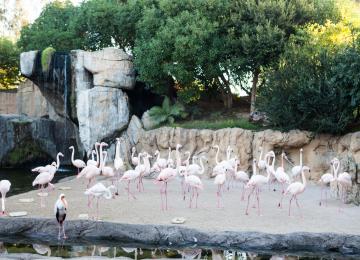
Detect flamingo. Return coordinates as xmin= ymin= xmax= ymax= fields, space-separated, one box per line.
xmin=155 ymin=167 xmax=177 ymax=210
xmin=319 ymin=158 xmax=337 ymax=206
xmin=182 ymin=151 xmax=191 ymax=166
xmin=101 ymin=151 xmax=116 ymax=184
xmin=85 ymin=183 xmax=115 ymax=220
xmin=214 ymin=168 xmax=227 ymax=208
xmin=175 ymin=144 xmax=183 ymax=169
xmin=114 ymin=138 xmax=124 ymax=194
xmin=32 ymin=152 xmax=63 ymax=173
xmin=285 ymin=166 xmax=311 ymax=217
xmin=180 ymin=167 xmax=203 ymax=208
xmin=120 ymin=167 xmax=141 ymax=200
xmin=153 ymin=150 xmax=167 ymax=170
xmin=211 ymin=145 xmax=233 ymax=176
xmin=0 ymin=180 xmax=11 ymax=215
xmin=335 ymin=159 xmax=352 ymax=204
xmin=137 ymin=152 xmax=152 ymax=192
xmin=245 ymin=155 xmax=273 ymax=216
xmin=54 ymin=193 xmax=67 ymax=239
xmin=291 ymin=148 xmax=303 ymax=180
xmin=257 ymin=146 xmax=267 ymax=172
xmin=167 ymin=147 xmax=175 ymax=168
xmin=187 ymin=156 xmax=206 ymax=176
xmin=131 ymin=147 xmax=140 ymax=166
xmin=69 ymin=146 xmax=86 ymax=173
xmin=87 ymin=149 xmax=97 ymax=167
xmin=234 ymin=160 xmax=249 ymax=201
xmin=275 ymin=152 xmax=291 ymax=208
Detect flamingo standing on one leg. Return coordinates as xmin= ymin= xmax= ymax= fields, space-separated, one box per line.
xmin=245 ymin=155 xmax=272 ymax=216
xmin=85 ymin=183 xmax=115 ymax=220
xmin=120 ymin=168 xmax=141 ymax=200
xmin=285 ymin=166 xmax=311 ymax=217
xmin=69 ymin=146 xmax=86 ymax=174
xmin=180 ymin=168 xmax=203 ymax=208
xmin=54 ymin=193 xmax=67 ymax=239
xmin=0 ymin=180 xmax=11 ymax=216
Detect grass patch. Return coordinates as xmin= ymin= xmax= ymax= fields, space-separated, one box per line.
xmin=167 ymin=117 xmax=263 ymax=131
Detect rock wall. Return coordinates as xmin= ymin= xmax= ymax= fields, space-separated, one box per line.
xmin=0 ymin=89 xmax=17 ymax=114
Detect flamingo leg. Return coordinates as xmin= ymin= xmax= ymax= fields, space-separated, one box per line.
xmin=40 ymin=185 xmax=45 ymax=208
xmin=295 ymin=196 xmax=303 ymax=218
xmin=195 ymin=188 xmax=199 ymax=208
xmin=58 ymin=224 xmax=61 ymax=240
xmin=181 ymin=179 xmax=186 ymax=201
xmin=256 ymin=188 xmax=261 ymax=216
xmin=160 ymin=183 xmax=165 ymax=211
xmin=241 ymin=183 xmax=246 ymax=201
xmin=165 ymin=182 xmax=168 ymax=210
xmin=245 ymin=187 xmax=255 ymax=215
xmin=289 ymin=195 xmax=294 ymax=216
xmin=189 ymin=187 xmax=193 ymax=208
xmin=62 ymin=223 xmax=67 ymax=239
xmin=96 ymin=198 xmax=99 ymax=220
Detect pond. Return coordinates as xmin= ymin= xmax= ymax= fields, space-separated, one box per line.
xmin=0 ymin=166 xmax=76 ymax=196
xmin=0 ymin=241 xmax=351 ymax=259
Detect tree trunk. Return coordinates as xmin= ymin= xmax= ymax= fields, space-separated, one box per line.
xmin=250 ymin=67 xmax=260 ymax=114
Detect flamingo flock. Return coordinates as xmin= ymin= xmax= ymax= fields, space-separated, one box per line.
xmin=0 ymin=141 xmax=355 ymax=241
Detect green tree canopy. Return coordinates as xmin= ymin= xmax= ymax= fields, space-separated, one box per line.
xmin=0 ymin=38 xmax=22 ymax=89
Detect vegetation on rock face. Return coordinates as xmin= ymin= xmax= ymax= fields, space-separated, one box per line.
xmin=0 ymin=37 xmax=22 ymax=89
xmin=41 ymin=47 xmax=56 ymax=72
xmin=148 ymin=97 xmax=187 ymax=126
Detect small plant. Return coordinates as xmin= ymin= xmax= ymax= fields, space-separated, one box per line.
xmin=148 ymin=96 xmax=188 ymax=126
xmin=41 ymin=47 xmax=56 ymax=72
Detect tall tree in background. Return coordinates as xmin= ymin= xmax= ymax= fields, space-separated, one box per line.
xmin=0 ymin=38 xmax=22 ymax=89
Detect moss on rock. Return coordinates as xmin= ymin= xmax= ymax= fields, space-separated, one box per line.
xmin=41 ymin=47 xmax=56 ymax=72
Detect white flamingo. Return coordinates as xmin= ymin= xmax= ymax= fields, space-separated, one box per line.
xmin=0 ymin=180 xmax=11 ymax=215
xmin=85 ymin=183 xmax=115 ymax=220
xmin=335 ymin=158 xmax=352 ymax=204
xmin=120 ymin=167 xmax=141 ymax=200
xmin=275 ymin=152 xmax=291 ymax=208
xmin=153 ymin=150 xmax=167 ymax=170
xmin=32 ymin=152 xmax=63 ymax=173
xmin=137 ymin=152 xmax=152 ymax=192
xmin=69 ymin=146 xmax=86 ymax=173
xmin=245 ymin=155 xmax=272 ymax=216
xmin=131 ymin=147 xmax=140 ymax=167
xmin=319 ymin=158 xmax=337 ymax=206
xmin=187 ymin=156 xmax=206 ymax=176
xmin=234 ymin=160 xmax=249 ymax=201
xmin=257 ymin=146 xmax=267 ymax=171
xmin=54 ymin=193 xmax=67 ymax=239
xmin=101 ymin=151 xmax=116 ymax=184
xmin=167 ymin=147 xmax=175 ymax=168
xmin=214 ymin=168 xmax=227 ymax=208
xmin=180 ymin=167 xmax=203 ymax=208
xmin=285 ymin=166 xmax=311 ymax=217
xmin=114 ymin=138 xmax=124 ymax=194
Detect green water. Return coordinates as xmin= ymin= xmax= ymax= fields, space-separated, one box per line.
xmin=0 ymin=167 xmax=76 ymax=196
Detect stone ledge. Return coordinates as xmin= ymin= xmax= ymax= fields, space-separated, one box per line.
xmin=0 ymin=218 xmax=358 ymax=256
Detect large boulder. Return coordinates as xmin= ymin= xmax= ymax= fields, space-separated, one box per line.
xmin=141 ymin=110 xmax=157 ymax=130
xmin=20 ymin=50 xmax=38 ymax=77
xmin=0 ymin=115 xmax=80 ymax=166
xmin=77 ymin=87 xmax=129 ymax=152
xmin=83 ymin=47 xmax=135 ymax=90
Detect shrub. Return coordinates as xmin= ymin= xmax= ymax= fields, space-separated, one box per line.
xmin=258 ymin=45 xmax=360 ymax=134
xmin=41 ymin=47 xmax=56 ymax=72
xmin=148 ymin=96 xmax=187 ymax=126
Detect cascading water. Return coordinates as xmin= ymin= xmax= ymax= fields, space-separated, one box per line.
xmin=63 ymin=56 xmax=68 ymax=148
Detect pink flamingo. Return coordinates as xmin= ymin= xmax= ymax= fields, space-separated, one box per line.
xmin=214 ymin=168 xmax=226 ymax=208
xmin=257 ymin=146 xmax=267 ymax=172
xmin=114 ymin=138 xmax=124 ymax=194
xmin=245 ymin=155 xmax=272 ymax=216
xmin=69 ymin=146 xmax=86 ymax=173
xmin=319 ymin=158 xmax=337 ymax=206
xmin=0 ymin=180 xmax=11 ymax=216
xmin=101 ymin=151 xmax=116 ymax=184
xmin=120 ymin=168 xmax=141 ymax=200
xmin=180 ymin=168 xmax=203 ymax=208
xmin=87 ymin=142 xmax=100 ymax=167
xmin=285 ymin=166 xmax=311 ymax=217
xmin=291 ymin=148 xmax=303 ymax=181
xmin=334 ymin=158 xmax=352 ymax=204
xmin=155 ymin=167 xmax=177 ymax=210
xmin=136 ymin=153 xmax=152 ymax=192
xmin=234 ymin=160 xmax=249 ymax=201
xmin=275 ymin=152 xmax=290 ymax=208
xmin=131 ymin=147 xmax=140 ymax=167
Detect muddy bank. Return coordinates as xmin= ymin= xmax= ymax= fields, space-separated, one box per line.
xmin=0 ymin=218 xmax=359 ymax=256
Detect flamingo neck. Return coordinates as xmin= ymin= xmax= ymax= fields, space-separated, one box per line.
xmin=215 ymin=146 xmax=220 ymax=165
xmin=144 ymin=156 xmax=151 ymax=171
xmin=70 ymin=148 xmax=75 ymax=164
xmin=167 ymin=148 xmax=171 ymax=161
xmin=156 ymin=152 xmax=160 ymax=162
xmin=281 ymin=154 xmax=284 ymax=168
xmin=176 ymin=147 xmax=181 ymax=168
xmin=259 ymin=148 xmax=263 ymax=160
xmin=56 ymin=153 xmax=61 ymax=169
xmin=95 ymin=145 xmax=99 ymax=166
xmin=91 ymin=151 xmax=95 ymax=161
xmin=301 ymin=169 xmax=307 ymax=187
xmin=199 ymin=157 xmax=205 ymax=175
xmin=226 ymin=147 xmax=231 ymax=160
xmin=300 ymin=150 xmax=303 ymax=166
xmin=252 ymin=161 xmax=257 ymax=176
xmin=185 ymin=152 xmax=190 ymax=164
xmin=104 ymin=189 xmax=112 ymax=199
xmin=101 ymin=153 xmax=107 ymax=170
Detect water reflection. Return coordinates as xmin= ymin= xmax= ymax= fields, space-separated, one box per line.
xmin=0 ymin=242 xmax=350 ymax=259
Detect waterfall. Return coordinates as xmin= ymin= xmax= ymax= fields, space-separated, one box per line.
xmin=63 ymin=55 xmax=68 ymax=148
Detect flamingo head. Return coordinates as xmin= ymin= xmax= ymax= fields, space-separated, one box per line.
xmin=176 ymin=144 xmax=182 ymax=149
xmin=259 ymin=146 xmax=263 ymax=152
xmin=154 ymin=150 xmax=159 ymax=156
xmin=51 ymin=162 xmax=57 ymax=167
xmin=58 ymin=152 xmax=64 ymax=157
xmin=60 ymin=194 xmax=68 ymax=208
xmin=300 ymin=148 xmax=303 ymax=152
xmin=100 ymin=142 xmax=108 ymax=147
xmin=68 ymin=146 xmax=74 ymax=150
xmin=211 ymin=145 xmax=219 ymax=150
xmin=95 ymin=142 xmax=101 ymax=147
xmin=132 ymin=147 xmax=136 ymax=152
xmin=116 ymin=137 xmax=120 ymax=142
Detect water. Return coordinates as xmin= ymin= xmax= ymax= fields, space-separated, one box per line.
xmin=0 ymin=242 xmax=351 ymax=259
xmin=0 ymin=167 xmax=76 ymax=197
xmin=63 ymin=55 xmax=68 ymax=150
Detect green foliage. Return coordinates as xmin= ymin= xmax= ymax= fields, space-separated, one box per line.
xmin=0 ymin=37 xmax=22 ymax=89
xmin=258 ymin=43 xmax=360 ymax=134
xmin=41 ymin=47 xmax=56 ymax=72
xmin=148 ymin=97 xmax=187 ymax=126
xmin=18 ymin=1 xmax=81 ymax=51
xmin=169 ymin=118 xmax=261 ymax=131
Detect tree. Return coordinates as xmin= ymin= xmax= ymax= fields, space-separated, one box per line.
xmin=0 ymin=38 xmax=22 ymax=89
xmin=17 ymin=1 xmax=81 ymax=51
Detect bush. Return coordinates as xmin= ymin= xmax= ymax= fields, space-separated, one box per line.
xmin=258 ymin=45 xmax=360 ymax=134
xmin=0 ymin=38 xmax=22 ymax=89
xmin=148 ymin=97 xmax=187 ymax=126
xmin=41 ymin=47 xmax=56 ymax=72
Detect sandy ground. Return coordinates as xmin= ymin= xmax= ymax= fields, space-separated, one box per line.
xmin=4 ymin=175 xmax=360 ymax=235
